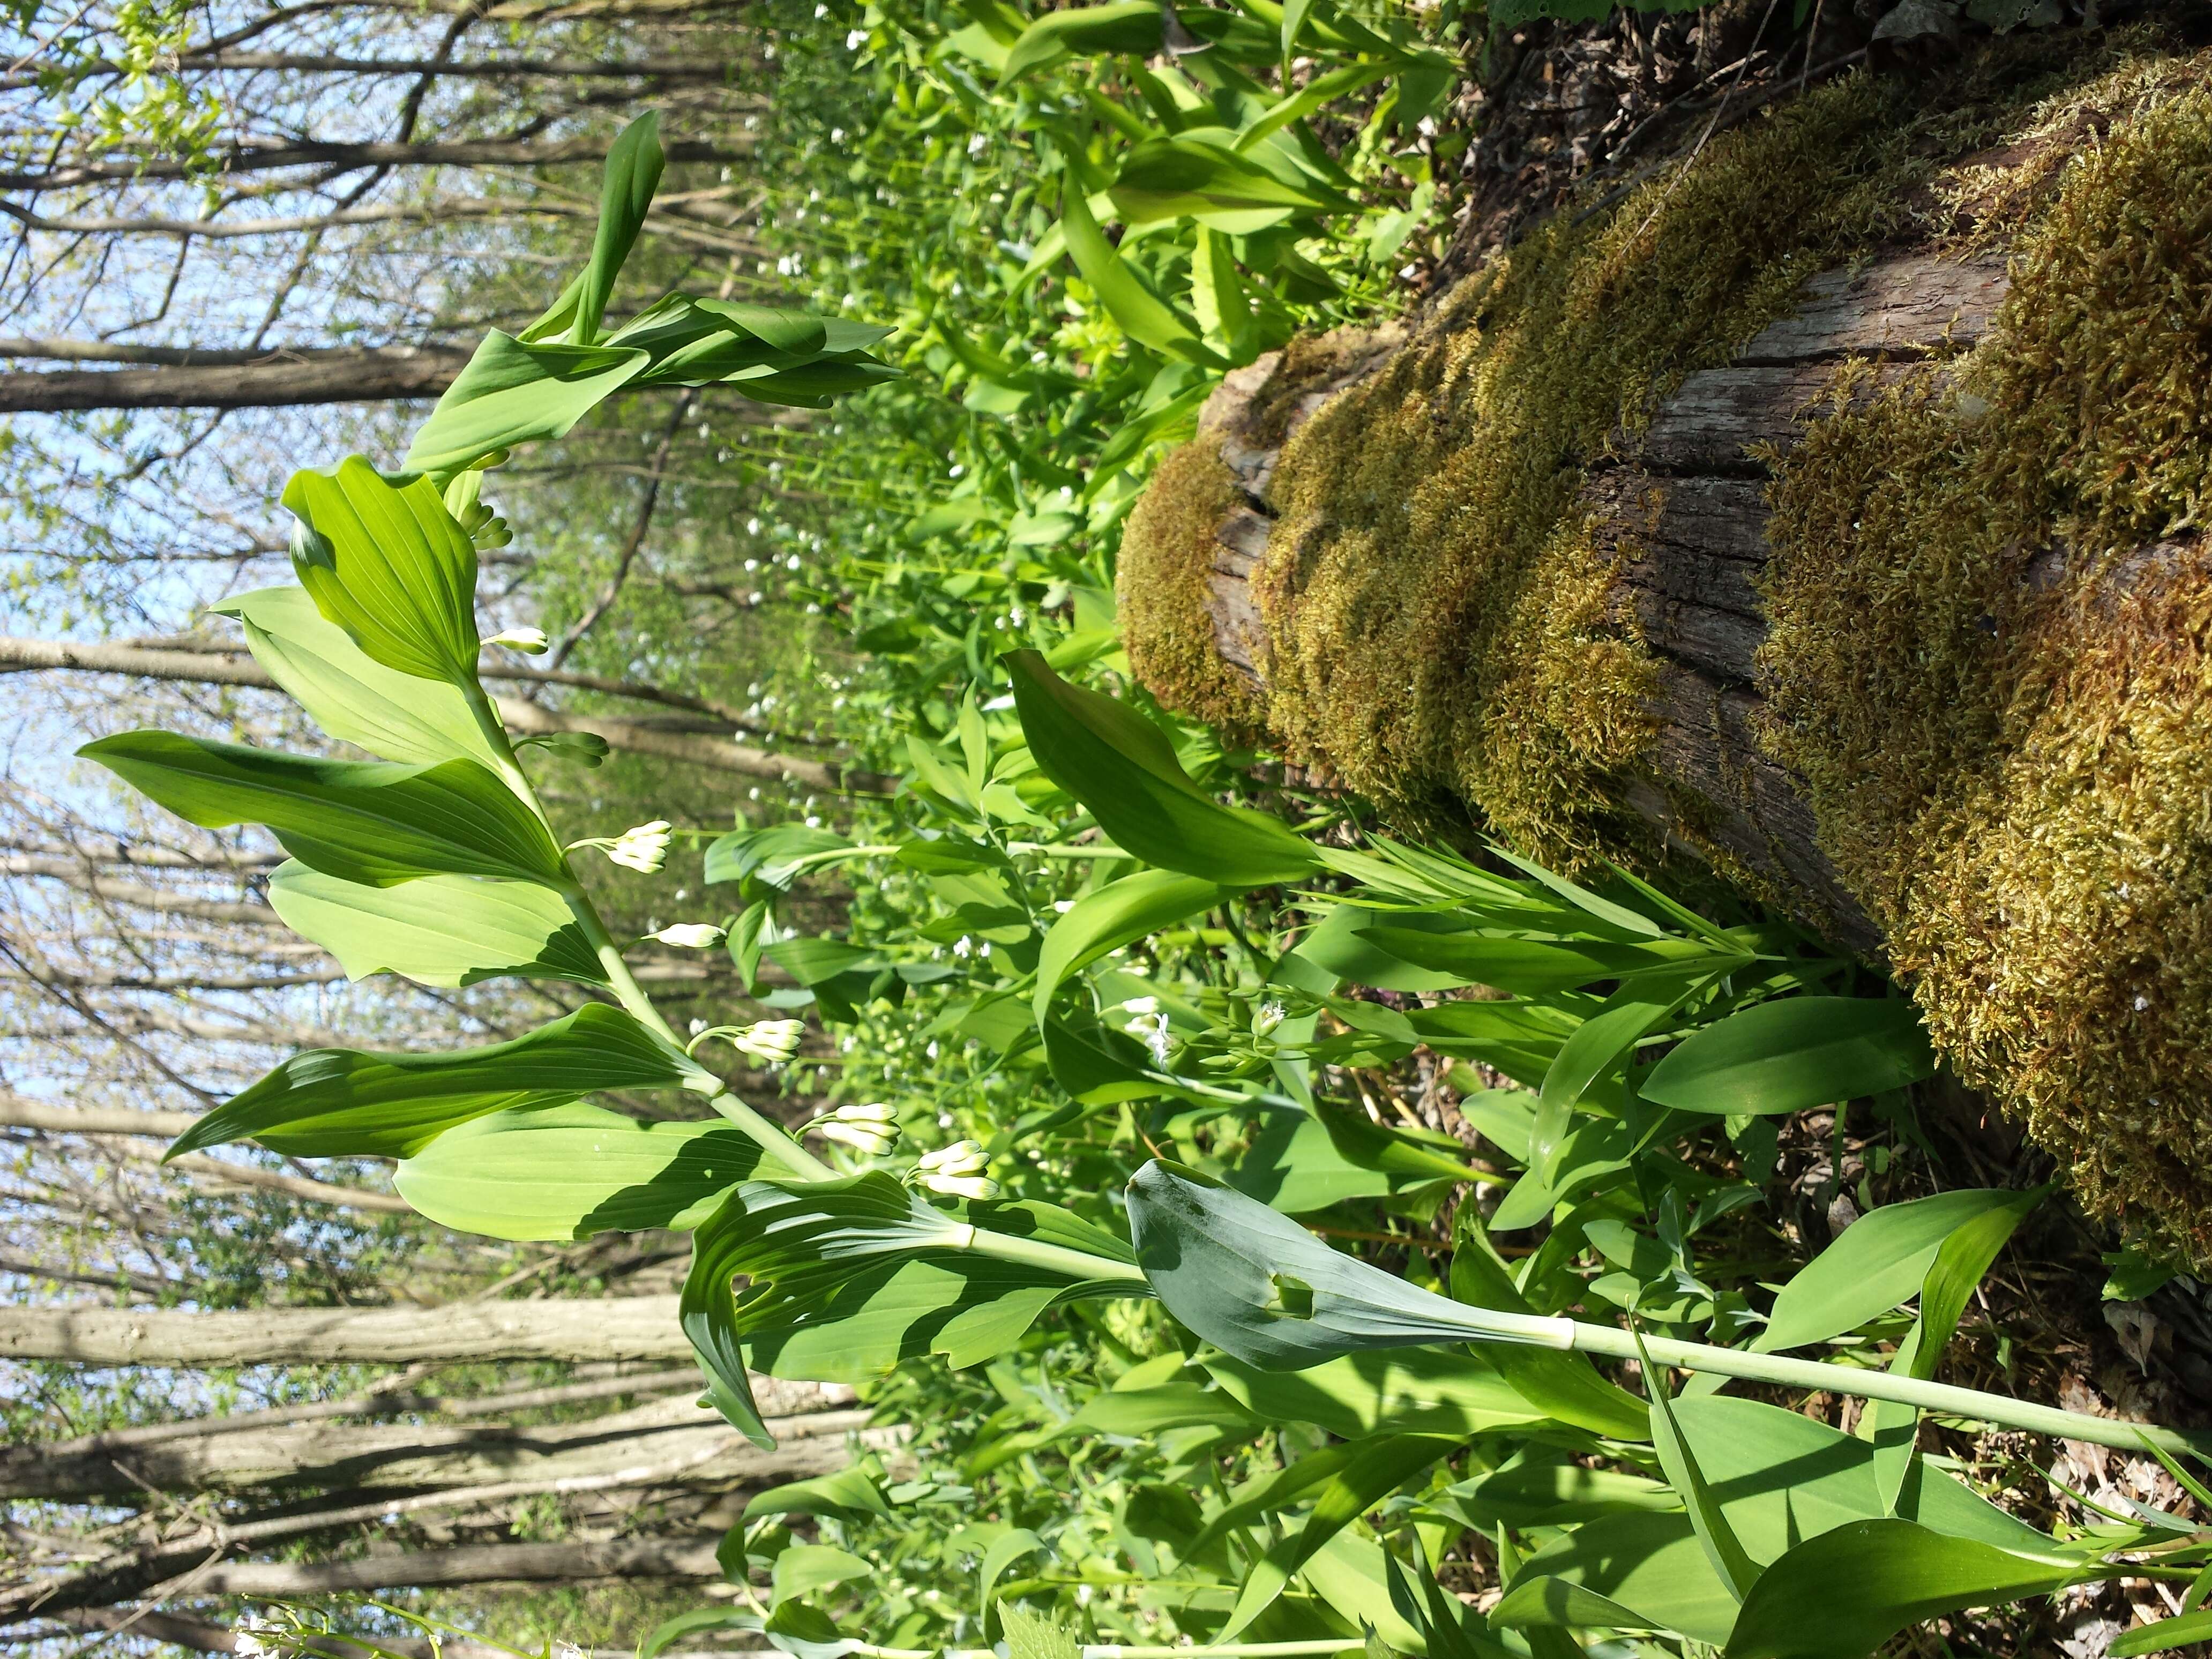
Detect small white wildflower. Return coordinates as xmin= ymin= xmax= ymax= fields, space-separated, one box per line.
xmin=969 ymin=131 xmax=988 ymax=155
xmin=846 ymin=26 xmax=868 ymax=47
xmin=952 ymin=936 xmax=974 ymax=959
xmin=2135 ymin=995 xmax=2150 ymax=1012
xmin=817 ymin=1102 xmax=901 ymax=1155
xmin=924 ymin=1172 xmax=1000 ymax=1201
xmin=1252 ymin=1000 xmax=1286 ymax=1038
xmin=484 ymin=624 xmax=548 ymax=654
xmin=689 ymin=1018 xmax=708 ymax=1037
xmin=1052 ymin=899 xmax=1075 ymax=914
xmin=649 ymin=923 xmax=726 ymax=949
xmin=1120 ymin=996 xmax=1159 ymax=1017
xmin=606 ymin=820 xmax=672 ymax=873
xmin=1122 ymin=1010 xmax=1173 ymax=1066
xmin=733 ymin=1018 xmax=805 ymax=1065
xmin=917 ymin=1140 xmax=988 ymax=1177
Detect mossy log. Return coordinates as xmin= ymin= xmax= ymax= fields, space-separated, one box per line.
xmin=1176 ymin=252 xmax=2022 ymax=958
xmin=1117 ymin=48 xmax=2212 ymax=1265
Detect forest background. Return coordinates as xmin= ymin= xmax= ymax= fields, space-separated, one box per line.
xmin=5 ymin=3 xmax=2211 ymax=1659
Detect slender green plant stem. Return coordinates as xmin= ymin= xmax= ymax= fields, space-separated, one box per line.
xmin=954 ymin=1224 xmax=1148 ymax=1287
xmin=459 ymin=674 xmax=838 ymax=1180
xmin=1566 ymin=1321 xmax=2210 ymax=1459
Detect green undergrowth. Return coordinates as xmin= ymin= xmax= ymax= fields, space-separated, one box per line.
xmin=1758 ymin=54 xmax=2212 ymax=1266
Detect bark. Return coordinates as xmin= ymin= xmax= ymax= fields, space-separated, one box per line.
xmin=0 ymin=635 xmax=891 ymax=791
xmin=0 ymin=345 xmax=469 ymax=412
xmin=0 ymin=1090 xmax=200 ymax=1138
xmin=170 ymin=1534 xmax=727 ymax=1594
xmin=48 ymin=1605 xmax=539 ymax=1659
xmin=0 ymin=52 xmax=758 ymax=92
xmin=0 ymin=1391 xmax=871 ymax=1498
xmin=1175 ymin=252 xmax=2035 ymax=956
xmin=0 ymin=134 xmax=756 ymax=193
xmin=0 ymin=1293 xmax=690 ymax=1364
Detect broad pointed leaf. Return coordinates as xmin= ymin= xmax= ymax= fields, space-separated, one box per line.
xmin=172 ymin=1003 xmax=712 ymax=1160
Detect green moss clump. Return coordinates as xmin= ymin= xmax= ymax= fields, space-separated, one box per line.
xmin=1758 ymin=68 xmax=2212 ymax=1264
xmin=1116 ymin=437 xmax=1266 ymax=738
xmin=1243 ymin=73 xmax=1927 ymax=863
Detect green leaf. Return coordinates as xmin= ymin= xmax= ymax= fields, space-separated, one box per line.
xmin=1220 ymin=1433 xmax=1459 ymax=1638
xmin=683 ymin=1178 xmax=1135 ymax=1441
xmin=213 ymin=587 xmax=501 ymax=770
xmin=1063 ymin=1381 xmax=1260 ymax=1439
xmin=403 ymin=333 xmax=649 ymax=480
xmin=705 ymin=824 xmax=855 ymax=890
xmin=266 ymin=863 xmax=603 ymax=988
xmin=1000 ymin=0 xmax=1160 ymax=78
xmin=1205 ymin=1346 xmax=1549 ymax=1439
xmin=1111 ymin=132 xmax=1350 ymax=230
xmin=1533 ymin=968 xmax=1715 ymax=1180
xmin=1641 ymin=996 xmax=1936 ymax=1117
xmin=1000 ymin=1606 xmax=1082 ymax=1659
xmin=1430 ymin=1450 xmax=1676 ymax=1530
xmin=1034 ymin=869 xmax=1224 ymax=1022
xmin=1722 ymin=1520 xmax=2080 ymax=1659
xmin=78 ymin=732 xmax=566 ymax=887
xmin=1634 ymin=1325 xmax=1759 ymax=1603
xmin=281 ymin=456 xmax=481 ymax=684
xmin=1756 ymin=1189 xmax=2033 ymax=1353
xmin=1056 ymin=173 xmax=1217 ymax=363
xmin=569 ymin=110 xmax=664 ymax=345
xmin=175 ymin=1003 xmax=712 ymax=1160
xmin=395 ymin=1102 xmax=771 ymax=1239
xmin=772 ymin=1544 xmax=872 ymax=1608
xmin=1004 ymin=649 xmax=1318 ymax=885
xmin=1357 ymin=927 xmax=1735 ymax=997
xmin=2113 ymin=1611 xmax=2212 ymax=1657
xmin=745 ymin=1466 xmax=895 ymax=1527
xmin=1126 ymin=1160 xmax=1567 ymax=1369
xmin=1913 ymin=1186 xmax=2044 ymax=1375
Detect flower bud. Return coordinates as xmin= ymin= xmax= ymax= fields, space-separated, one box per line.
xmin=921 ymin=1171 xmax=1000 ymax=1201
xmin=1251 ymin=1000 xmax=1286 ymax=1038
xmin=820 ymin=1119 xmax=898 ymax=1155
xmin=916 ymin=1139 xmax=987 ymax=1178
xmin=606 ymin=820 xmax=672 ymax=873
xmin=649 ymin=922 xmax=726 ymax=949
xmin=485 ymin=625 xmax=548 ymax=654
xmin=733 ymin=1017 xmax=805 ymax=1066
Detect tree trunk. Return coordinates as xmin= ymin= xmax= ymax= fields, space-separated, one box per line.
xmin=174 ymin=1535 xmax=728 ymax=1595
xmin=0 ymin=134 xmax=756 ymax=192
xmin=0 ymin=1392 xmax=870 ymax=1499
xmin=0 ymin=1295 xmax=690 ymax=1364
xmin=0 ymin=346 xmax=470 ymax=412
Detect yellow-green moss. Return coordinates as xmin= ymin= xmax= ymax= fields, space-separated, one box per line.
xmin=1247 ymin=72 xmax=1934 ymax=863
xmin=1116 ymin=437 xmax=1265 ymax=738
xmin=1758 ymin=66 xmax=2212 ymax=1264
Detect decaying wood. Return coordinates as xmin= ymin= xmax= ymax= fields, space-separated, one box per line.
xmin=0 ymin=1294 xmax=691 ymax=1364
xmin=1176 ymin=252 xmax=2026 ymax=956
xmin=0 ymin=1392 xmax=871 ymax=1499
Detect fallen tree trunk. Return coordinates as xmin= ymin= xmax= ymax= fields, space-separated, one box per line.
xmin=1116 ymin=49 xmax=2212 ymax=1263
xmin=0 ymin=1295 xmax=689 ymax=1364
xmin=175 ymin=1534 xmax=726 ymax=1595
xmin=0 ymin=1392 xmax=868 ymax=1499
